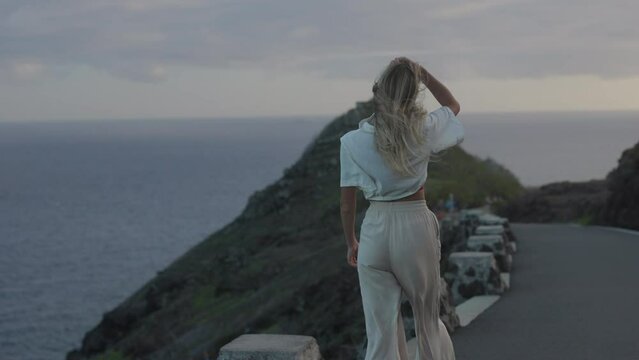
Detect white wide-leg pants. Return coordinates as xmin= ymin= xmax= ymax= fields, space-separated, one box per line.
xmin=357 ymin=199 xmax=455 ymax=360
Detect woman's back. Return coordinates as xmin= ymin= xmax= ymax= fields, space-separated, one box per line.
xmin=340 ymin=105 xmax=464 ymax=201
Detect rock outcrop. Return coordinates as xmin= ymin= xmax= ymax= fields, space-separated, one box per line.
xmin=599 ymin=140 xmax=639 ymax=230
xmin=495 ymin=179 xmax=608 ymax=223
xmin=497 ymin=139 xmax=639 ymax=230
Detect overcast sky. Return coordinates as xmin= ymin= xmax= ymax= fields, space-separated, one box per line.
xmin=1 ymin=0 xmax=638 ymax=121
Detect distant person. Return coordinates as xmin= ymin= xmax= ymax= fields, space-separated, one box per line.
xmin=445 ymin=193 xmax=456 ymax=213
xmin=340 ymin=57 xmax=464 ymax=360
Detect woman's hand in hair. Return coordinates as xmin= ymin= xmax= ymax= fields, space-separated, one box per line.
xmin=419 ymin=66 xmax=461 ymax=115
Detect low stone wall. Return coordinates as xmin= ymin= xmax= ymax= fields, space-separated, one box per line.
xmin=441 ymin=207 xmax=516 ymax=306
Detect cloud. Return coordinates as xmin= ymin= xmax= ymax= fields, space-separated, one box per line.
xmin=429 ymin=0 xmax=524 ymax=19
xmin=11 ymin=60 xmax=45 ymax=80
xmin=117 ymin=0 xmax=208 ymax=12
xmin=0 ymin=0 xmax=637 ymax=83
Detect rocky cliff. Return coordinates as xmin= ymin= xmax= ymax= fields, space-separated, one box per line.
xmin=495 ymin=179 xmax=609 ymax=223
xmin=67 ymin=98 xmax=524 ymax=360
xmin=600 ymin=140 xmax=639 ymax=230
xmin=497 ymin=139 xmax=639 ymax=230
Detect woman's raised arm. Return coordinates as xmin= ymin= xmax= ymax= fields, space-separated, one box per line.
xmin=419 ymin=66 xmax=461 ymax=115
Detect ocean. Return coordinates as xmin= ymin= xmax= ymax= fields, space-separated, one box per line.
xmin=1 ymin=111 xmax=637 ymax=359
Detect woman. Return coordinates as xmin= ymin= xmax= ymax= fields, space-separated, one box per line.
xmin=339 ymin=57 xmax=463 ymax=360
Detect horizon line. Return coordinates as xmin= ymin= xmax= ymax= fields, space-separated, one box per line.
xmin=2 ymin=107 xmax=639 ymax=123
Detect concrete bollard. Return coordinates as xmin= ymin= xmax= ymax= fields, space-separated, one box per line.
xmin=466 ymin=235 xmax=512 ymax=272
xmin=477 ymin=213 xmax=508 ymax=226
xmin=474 ymin=224 xmax=505 ymax=236
xmin=217 ymin=334 xmax=323 ymax=360
xmin=466 ymin=235 xmax=505 ymax=254
xmin=444 ymin=252 xmax=506 ymax=305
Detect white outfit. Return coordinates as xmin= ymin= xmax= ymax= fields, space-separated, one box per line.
xmin=339 ymin=106 xmax=464 ymax=201
xmin=358 ymin=199 xmax=455 ymax=360
xmin=339 ymin=106 xmax=464 ymax=360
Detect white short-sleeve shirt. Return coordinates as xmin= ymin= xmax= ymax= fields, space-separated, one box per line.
xmin=339 ymin=106 xmax=464 ymax=201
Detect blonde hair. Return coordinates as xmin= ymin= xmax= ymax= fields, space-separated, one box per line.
xmin=370 ymin=59 xmax=430 ymax=177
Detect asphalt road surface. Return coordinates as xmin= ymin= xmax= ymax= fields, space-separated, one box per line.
xmin=451 ymin=222 xmax=639 ymax=360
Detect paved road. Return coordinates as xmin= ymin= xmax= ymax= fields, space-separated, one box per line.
xmin=451 ymin=223 xmax=639 ymax=360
